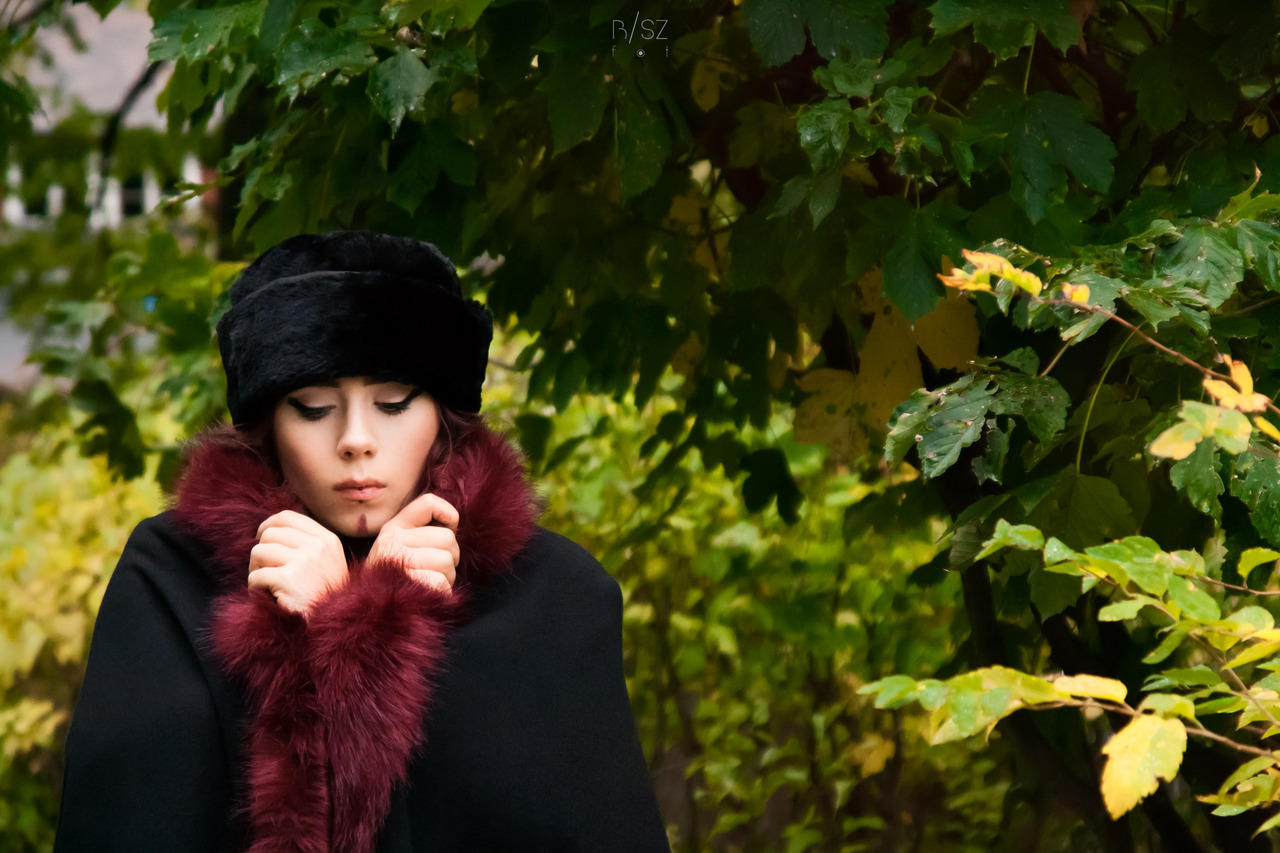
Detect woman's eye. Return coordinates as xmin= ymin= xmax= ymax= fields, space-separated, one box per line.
xmin=376 ymin=389 xmax=421 ymax=415
xmin=287 ymin=399 xmax=333 ymax=421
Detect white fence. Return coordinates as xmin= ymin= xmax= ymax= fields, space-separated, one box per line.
xmin=2 ymin=152 xmax=207 ymax=230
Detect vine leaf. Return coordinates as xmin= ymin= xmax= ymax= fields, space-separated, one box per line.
xmin=929 ymin=0 xmax=1080 ymax=60
xmin=742 ymin=0 xmax=891 ymax=67
xmin=1230 ymin=450 xmax=1280 ymax=547
xmin=368 ymin=47 xmax=438 ymax=134
xmin=1101 ymin=715 xmax=1187 ymax=819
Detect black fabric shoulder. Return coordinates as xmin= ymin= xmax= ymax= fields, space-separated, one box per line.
xmin=55 ymin=512 xmax=246 ymax=853
xmin=402 ymin=526 xmax=670 ymax=851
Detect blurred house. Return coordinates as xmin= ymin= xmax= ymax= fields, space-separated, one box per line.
xmin=2 ymin=3 xmax=215 ymax=392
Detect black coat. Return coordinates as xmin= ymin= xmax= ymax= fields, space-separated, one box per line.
xmin=56 ymin=430 xmax=669 ymax=852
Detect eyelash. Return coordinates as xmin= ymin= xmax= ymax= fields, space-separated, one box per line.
xmin=287 ymin=391 xmax=419 ymax=421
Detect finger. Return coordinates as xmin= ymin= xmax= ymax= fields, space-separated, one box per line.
xmin=248 ymin=543 xmax=293 ymax=572
xmin=406 ymin=568 xmax=453 ymax=595
xmin=394 ymin=527 xmax=460 ymax=566
xmin=257 ymin=526 xmax=316 ymax=549
xmin=257 ymin=509 xmax=334 ymax=540
xmin=402 ymin=548 xmax=457 ymax=585
xmin=390 ymin=493 xmax=459 ymax=532
xmin=247 ymin=565 xmax=285 ymax=591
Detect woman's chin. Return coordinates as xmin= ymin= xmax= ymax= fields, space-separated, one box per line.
xmin=324 ymin=507 xmax=391 ymax=538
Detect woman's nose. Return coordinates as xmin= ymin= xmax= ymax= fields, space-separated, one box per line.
xmin=337 ymin=410 xmax=376 ymax=458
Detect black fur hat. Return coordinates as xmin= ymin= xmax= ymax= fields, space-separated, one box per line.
xmin=217 ymin=231 xmax=493 ymax=424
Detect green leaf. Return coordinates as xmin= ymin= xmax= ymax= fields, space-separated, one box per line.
xmin=1000 ymin=347 xmax=1040 ymax=375
xmin=1043 ymin=536 xmax=1076 ymax=564
xmin=1098 ymin=599 xmax=1148 ymax=622
xmin=150 ymin=2 xmax=267 ymax=63
xmin=859 ymin=674 xmax=918 ymax=708
xmin=989 ymin=372 xmax=1069 ymax=441
xmin=1219 ymin=756 xmax=1279 ymax=796
xmin=1006 ymin=93 xmax=1116 ymax=223
xmin=798 ymin=99 xmax=853 ymax=172
xmin=915 ymin=380 xmax=994 ymax=478
xmin=256 ymin=0 xmax=299 ymax=70
xmin=615 ymin=92 xmax=671 ymax=198
xmin=275 ymin=18 xmax=377 ymax=103
xmin=885 ymin=391 xmax=931 ymax=467
xmin=808 ymin=169 xmax=842 ymax=228
xmin=368 ymin=47 xmax=438 ymax=134
xmin=742 ymin=448 xmax=804 ymax=523
xmin=972 ymin=417 xmax=1009 ymax=485
xmin=1145 ymin=666 xmax=1222 ymax=689
xmin=929 ymin=0 xmax=1079 ymax=60
xmin=1059 ymin=474 xmax=1137 ymax=549
xmin=1127 ymin=31 xmax=1235 ymax=134
xmin=1232 ymin=220 xmax=1280 ymax=290
xmin=883 ymin=215 xmax=944 ymax=322
xmin=1169 ymin=439 xmax=1224 ymax=520
xmin=1225 ymin=638 xmax=1280 ymax=670
xmin=1239 ymin=548 xmax=1280 ymax=577
xmin=1144 ymin=626 xmax=1191 ymax=665
xmin=977 ymin=518 xmax=1044 ymax=559
xmin=742 ymin=0 xmax=891 ymax=66
xmin=1137 ymin=693 xmax=1196 ymax=722
xmin=1230 ymin=450 xmax=1280 ymax=547
xmin=1166 ymin=576 xmax=1221 ymax=622
xmin=537 ymin=51 xmax=611 ymax=154
xmin=1122 ymin=287 xmax=1181 ymax=331
xmin=1087 ymin=537 xmax=1167 ymax=597
xmin=1100 ymin=715 xmax=1187 ymax=819
xmin=1157 ymin=225 xmax=1244 ymax=309
xmin=1029 ymin=566 xmax=1084 ymax=619
xmin=1228 ymin=606 xmax=1275 ymax=633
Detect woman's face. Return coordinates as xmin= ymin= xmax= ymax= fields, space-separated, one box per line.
xmin=273 ymin=376 xmax=439 ymax=537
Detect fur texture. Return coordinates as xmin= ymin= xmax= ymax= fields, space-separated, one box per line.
xmin=218 ymin=232 xmax=492 ymax=423
xmin=176 ymin=425 xmax=538 ymax=853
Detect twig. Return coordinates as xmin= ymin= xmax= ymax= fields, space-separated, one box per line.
xmin=1197 ymin=575 xmax=1280 ymax=597
xmin=1037 ymin=297 xmax=1280 ymax=419
xmin=96 ymin=61 xmax=166 ymax=210
xmin=1050 ymin=698 xmax=1279 ymax=760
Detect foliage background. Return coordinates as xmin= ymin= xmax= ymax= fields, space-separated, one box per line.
xmin=6 ymin=0 xmax=1280 ymax=851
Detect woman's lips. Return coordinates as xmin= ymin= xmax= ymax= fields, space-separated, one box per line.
xmin=335 ymin=479 xmax=386 ymax=501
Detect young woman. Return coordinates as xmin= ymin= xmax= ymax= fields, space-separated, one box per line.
xmin=55 ymin=231 xmax=669 ymax=852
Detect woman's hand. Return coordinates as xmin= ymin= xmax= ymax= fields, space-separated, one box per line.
xmin=368 ymin=493 xmax=461 ymax=595
xmin=248 ymin=511 xmax=349 ymax=618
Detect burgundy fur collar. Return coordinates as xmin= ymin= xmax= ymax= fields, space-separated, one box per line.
xmin=175 ymin=425 xmax=537 ymax=853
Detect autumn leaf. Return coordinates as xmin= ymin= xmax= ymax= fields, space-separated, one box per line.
xmin=1101 ymin=715 xmax=1187 ymax=819
xmin=1061 ymin=282 xmax=1090 ymax=303
xmin=913 ymin=291 xmax=980 ymax=371
xmin=1053 ymin=673 xmax=1128 ymax=704
xmin=1204 ymin=356 xmax=1270 ymax=413
xmin=1256 ymin=417 xmax=1280 ymax=443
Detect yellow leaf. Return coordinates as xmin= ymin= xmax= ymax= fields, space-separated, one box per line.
xmin=1053 ymin=673 xmax=1128 ymax=704
xmin=1101 ymin=715 xmax=1187 ymax=819
xmin=670 ymin=333 xmax=703 ymax=378
xmin=450 ymin=89 xmax=478 ymax=115
xmin=795 ymin=369 xmax=857 ymax=458
xmin=961 ymin=248 xmax=1043 ymax=296
xmin=1061 ymin=282 xmax=1090 ymax=303
xmin=1252 ymin=115 xmax=1270 ymax=139
xmin=850 ymin=306 xmax=924 ymax=453
xmin=1149 ymin=420 xmax=1203 ymax=461
xmin=913 ymin=291 xmax=980 ymax=371
xmin=1205 ymin=357 xmax=1270 ymax=413
xmin=937 ymin=269 xmax=992 ymax=292
xmin=1256 ymin=417 xmax=1280 ymax=443
xmin=690 ymin=57 xmax=723 ymax=112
